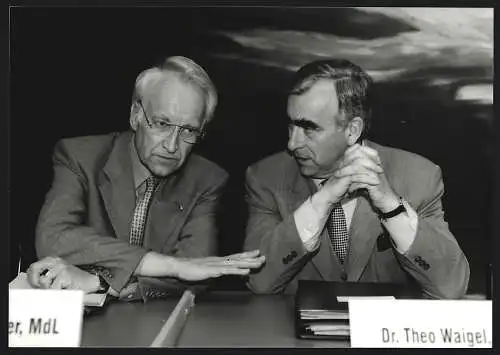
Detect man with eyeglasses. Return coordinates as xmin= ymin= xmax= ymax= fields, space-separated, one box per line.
xmin=243 ymin=59 xmax=469 ymax=299
xmin=28 ymin=56 xmax=265 ymax=301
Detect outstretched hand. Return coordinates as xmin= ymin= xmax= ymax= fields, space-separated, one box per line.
xmin=175 ymin=250 xmax=266 ymax=281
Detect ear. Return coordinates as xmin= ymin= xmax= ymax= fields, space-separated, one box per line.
xmin=129 ymin=102 xmax=140 ymax=131
xmin=346 ymin=116 xmax=364 ymax=145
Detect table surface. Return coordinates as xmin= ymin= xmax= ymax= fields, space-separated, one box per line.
xmin=81 ymin=291 xmax=349 ymax=348
xmin=81 ymin=298 xmax=178 ymax=347
xmin=175 ymin=291 xmax=349 ymax=348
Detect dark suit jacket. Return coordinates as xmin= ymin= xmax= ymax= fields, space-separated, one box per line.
xmin=36 ymin=131 xmax=228 ymax=296
xmin=244 ymin=141 xmax=470 ymax=299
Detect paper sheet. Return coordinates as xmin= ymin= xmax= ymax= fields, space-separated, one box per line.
xmin=9 ymin=272 xmax=106 ymax=307
xmin=336 ymin=295 xmax=395 ymax=303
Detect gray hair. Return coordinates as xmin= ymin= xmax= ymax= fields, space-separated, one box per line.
xmin=132 ymin=56 xmax=218 ymax=125
xmin=289 ymin=59 xmax=373 ymax=139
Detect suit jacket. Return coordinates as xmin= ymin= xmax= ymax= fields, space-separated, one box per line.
xmin=244 ymin=141 xmax=470 ymax=299
xmin=36 ymin=131 xmax=228 ymax=297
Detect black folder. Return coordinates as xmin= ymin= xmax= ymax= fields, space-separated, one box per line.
xmin=295 ymin=280 xmax=418 ymax=340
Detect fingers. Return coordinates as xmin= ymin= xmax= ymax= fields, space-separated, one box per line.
xmin=348 ymin=182 xmax=372 ymax=194
xmin=27 ymin=256 xmax=63 ymax=288
xmin=39 ymin=263 xmax=65 ymax=289
xmin=226 ymin=250 xmax=261 ymax=260
xmin=342 ymin=144 xmax=382 ymax=167
xmin=201 ymin=255 xmax=266 ymax=269
xmin=347 ymin=173 xmax=380 ymax=186
xmin=334 ymin=159 xmax=382 ymax=178
xmin=192 ymin=250 xmax=262 ymax=264
xmin=49 ymin=273 xmax=71 ymax=290
xmin=218 ymin=256 xmax=266 ymax=269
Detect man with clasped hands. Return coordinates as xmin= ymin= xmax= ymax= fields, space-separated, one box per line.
xmin=244 ymin=59 xmax=469 ymax=298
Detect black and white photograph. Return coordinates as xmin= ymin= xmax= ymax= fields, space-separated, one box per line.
xmin=8 ymin=5 xmax=494 ymax=348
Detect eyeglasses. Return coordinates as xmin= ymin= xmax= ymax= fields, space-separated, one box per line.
xmin=137 ymin=99 xmax=204 ymax=144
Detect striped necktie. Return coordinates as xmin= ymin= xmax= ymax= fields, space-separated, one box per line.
xmin=129 ymin=176 xmax=161 ymax=246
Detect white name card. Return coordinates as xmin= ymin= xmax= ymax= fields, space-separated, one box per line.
xmin=349 ymin=299 xmax=492 ymax=348
xmin=9 ymin=289 xmax=84 ymax=347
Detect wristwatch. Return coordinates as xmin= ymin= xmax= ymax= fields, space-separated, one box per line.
xmin=379 ymin=196 xmax=407 ymax=220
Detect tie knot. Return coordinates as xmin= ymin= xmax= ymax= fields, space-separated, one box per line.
xmin=332 ymin=201 xmax=343 ymax=209
xmin=146 ymin=176 xmax=161 ymax=191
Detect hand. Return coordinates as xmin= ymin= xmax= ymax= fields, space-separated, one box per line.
xmin=174 ymin=250 xmax=266 ymax=281
xmin=319 ymin=174 xmax=353 ymax=205
xmin=334 ymin=144 xmax=400 ymax=212
xmin=26 ymin=257 xmax=100 ymax=293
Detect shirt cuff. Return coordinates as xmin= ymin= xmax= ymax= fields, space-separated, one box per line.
xmin=381 ymin=199 xmax=418 ymax=254
xmin=294 ymin=197 xmax=324 ymax=252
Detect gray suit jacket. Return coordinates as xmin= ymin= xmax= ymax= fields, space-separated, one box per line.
xmin=244 ymin=141 xmax=470 ymax=298
xmin=36 ymin=131 xmax=228 ymax=296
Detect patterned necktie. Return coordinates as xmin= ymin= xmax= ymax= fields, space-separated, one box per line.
xmin=326 ymin=202 xmax=350 ymax=264
xmin=129 ymin=176 xmax=161 ymax=246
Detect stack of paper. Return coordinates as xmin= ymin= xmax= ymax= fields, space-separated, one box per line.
xmin=307 ymin=324 xmax=351 ymax=337
xmin=295 ymin=280 xmax=402 ymax=339
xmin=9 ymin=272 xmax=107 ymax=307
xmin=299 ymin=296 xmax=395 ymax=336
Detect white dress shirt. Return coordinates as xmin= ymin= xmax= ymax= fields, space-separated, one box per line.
xmin=294 ymin=179 xmax=419 ymax=255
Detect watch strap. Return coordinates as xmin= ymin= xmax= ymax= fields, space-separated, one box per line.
xmin=380 ymin=197 xmax=406 ymax=220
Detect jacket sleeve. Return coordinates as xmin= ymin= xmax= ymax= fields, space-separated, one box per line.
xmin=243 ymin=166 xmax=313 ymax=294
xmin=395 ymin=166 xmax=470 ymax=299
xmin=35 ymin=140 xmax=148 ymax=292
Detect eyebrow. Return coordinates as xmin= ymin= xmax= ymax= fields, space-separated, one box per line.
xmin=289 ymin=118 xmax=322 ymax=130
xmin=153 ymin=114 xmax=200 ymax=130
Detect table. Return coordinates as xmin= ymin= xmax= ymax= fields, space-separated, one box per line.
xmin=174 ymin=292 xmax=348 ymax=348
xmin=81 ymin=299 xmax=178 ymax=347
xmin=81 ymin=291 xmax=349 ymax=347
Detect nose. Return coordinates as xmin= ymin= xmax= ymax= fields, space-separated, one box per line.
xmin=287 ymin=126 xmax=305 ymax=152
xmin=163 ymin=127 xmax=181 ymax=153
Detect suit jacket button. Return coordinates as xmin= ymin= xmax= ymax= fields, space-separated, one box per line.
xmin=340 ymin=272 xmax=347 ymax=281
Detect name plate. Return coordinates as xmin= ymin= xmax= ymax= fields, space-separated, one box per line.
xmin=9 ymin=289 xmax=84 ymax=347
xmin=349 ymin=299 xmax=492 ymax=348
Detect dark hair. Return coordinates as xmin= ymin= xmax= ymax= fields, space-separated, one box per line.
xmin=289 ymin=59 xmax=373 ymax=138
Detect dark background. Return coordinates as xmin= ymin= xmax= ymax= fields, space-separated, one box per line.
xmin=9 ymin=7 xmax=493 ymax=295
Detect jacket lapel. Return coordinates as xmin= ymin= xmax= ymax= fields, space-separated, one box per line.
xmin=344 ymin=140 xmax=392 ymax=281
xmin=143 ymin=171 xmax=190 ymax=252
xmin=98 ymin=132 xmax=136 ymax=242
xmin=344 ymin=193 xmax=384 ymax=281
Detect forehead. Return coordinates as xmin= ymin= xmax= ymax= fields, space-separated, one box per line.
xmin=287 ymin=79 xmax=340 ymax=125
xmin=144 ymin=73 xmax=205 ymax=126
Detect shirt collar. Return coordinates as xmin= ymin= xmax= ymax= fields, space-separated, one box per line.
xmin=129 ymin=134 xmax=152 ymax=190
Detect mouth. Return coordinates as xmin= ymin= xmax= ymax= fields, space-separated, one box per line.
xmin=294 ymin=155 xmax=311 ymax=162
xmin=154 ymin=155 xmax=179 ymax=162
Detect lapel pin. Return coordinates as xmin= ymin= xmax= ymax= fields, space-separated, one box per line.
xmin=177 ymin=201 xmax=184 ymax=211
